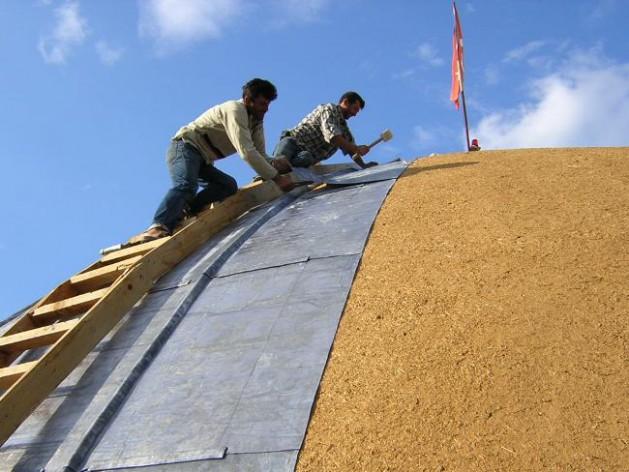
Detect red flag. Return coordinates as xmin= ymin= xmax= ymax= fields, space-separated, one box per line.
xmin=450 ymin=1 xmax=464 ymax=109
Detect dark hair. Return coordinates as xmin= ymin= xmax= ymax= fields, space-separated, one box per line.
xmin=339 ymin=91 xmax=365 ymax=109
xmin=242 ymin=78 xmax=278 ymax=101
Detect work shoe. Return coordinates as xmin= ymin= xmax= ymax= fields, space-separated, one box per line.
xmin=128 ymin=224 xmax=170 ymax=244
xmin=173 ymin=211 xmax=198 ymax=233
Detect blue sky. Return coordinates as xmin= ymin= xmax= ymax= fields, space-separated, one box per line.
xmin=1 ymin=0 xmax=628 ymax=318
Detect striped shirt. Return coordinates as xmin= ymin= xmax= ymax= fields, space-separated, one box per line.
xmin=285 ymin=104 xmax=354 ymax=162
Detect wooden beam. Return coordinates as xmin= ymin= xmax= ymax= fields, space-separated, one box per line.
xmin=71 ymin=256 xmax=142 ymax=292
xmin=0 ymin=316 xmax=38 ymax=368
xmin=36 ymin=280 xmax=80 ymax=308
xmin=0 ymin=316 xmax=36 ymax=339
xmin=100 ymin=238 xmax=168 ymax=265
xmin=32 ymin=288 xmax=109 ymax=322
xmin=0 ymin=181 xmax=283 ymax=445
xmin=0 ymin=320 xmax=79 ymax=354
xmin=0 ymin=362 xmax=37 ymax=390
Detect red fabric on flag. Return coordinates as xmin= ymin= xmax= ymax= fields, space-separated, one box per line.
xmin=450 ymin=1 xmax=464 ymax=109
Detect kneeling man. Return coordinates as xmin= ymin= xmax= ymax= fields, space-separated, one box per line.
xmin=273 ymin=91 xmax=377 ymax=170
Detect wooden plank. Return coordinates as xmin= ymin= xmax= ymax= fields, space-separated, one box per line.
xmin=0 ymin=362 xmax=37 ymax=390
xmin=100 ymin=238 xmax=169 ymax=264
xmin=0 ymin=317 xmax=38 ymax=368
xmin=3 ymin=256 xmax=109 ymax=335
xmin=0 ymin=320 xmax=79 ymax=354
xmin=0 ymin=181 xmax=283 ymax=445
xmin=0 ymin=316 xmax=36 ymax=340
xmin=35 ymin=280 xmax=80 ymax=309
xmin=71 ymin=256 xmax=142 ymax=291
xmin=32 ymin=288 xmax=109 ymax=321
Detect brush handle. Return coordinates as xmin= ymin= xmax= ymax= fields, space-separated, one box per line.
xmin=367 ymin=137 xmax=384 ymax=148
xmin=352 ymin=137 xmax=383 ymax=160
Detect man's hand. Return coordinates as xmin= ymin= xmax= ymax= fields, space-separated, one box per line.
xmin=272 ymin=173 xmax=296 ymax=192
xmin=271 ymin=156 xmax=293 ymax=174
xmin=332 ymin=135 xmax=370 ymax=158
xmin=350 ymin=144 xmax=372 ymax=168
xmin=355 ymin=145 xmax=370 ymax=156
xmin=364 ymin=161 xmax=378 ymax=168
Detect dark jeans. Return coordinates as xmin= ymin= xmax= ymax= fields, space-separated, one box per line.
xmin=273 ymin=136 xmax=318 ymax=168
xmin=153 ymin=139 xmax=237 ymax=232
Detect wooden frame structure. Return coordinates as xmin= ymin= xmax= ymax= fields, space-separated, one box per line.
xmin=0 ymin=181 xmax=283 ymax=445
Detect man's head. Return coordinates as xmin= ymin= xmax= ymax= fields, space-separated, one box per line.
xmin=242 ymin=78 xmax=278 ymax=120
xmin=338 ymin=91 xmax=365 ymax=119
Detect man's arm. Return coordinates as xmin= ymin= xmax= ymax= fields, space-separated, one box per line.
xmin=223 ymin=105 xmax=294 ymax=191
xmin=319 ymin=106 xmax=368 ymax=156
xmin=318 ymin=105 xmax=377 ymax=168
xmin=330 ymin=135 xmax=376 ymax=169
xmin=252 ymin=125 xmax=292 ymax=175
xmin=251 ymin=124 xmax=270 ymax=159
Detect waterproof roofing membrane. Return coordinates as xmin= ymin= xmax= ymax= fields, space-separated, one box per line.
xmin=0 ymin=162 xmax=408 ymax=471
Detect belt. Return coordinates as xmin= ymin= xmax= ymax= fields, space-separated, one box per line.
xmin=202 ymin=134 xmax=225 ymax=159
xmin=173 ymin=135 xmax=224 ymax=159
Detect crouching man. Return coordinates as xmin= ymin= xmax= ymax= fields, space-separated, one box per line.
xmin=133 ymin=78 xmax=294 ymax=243
xmin=273 ymin=91 xmax=378 ymax=170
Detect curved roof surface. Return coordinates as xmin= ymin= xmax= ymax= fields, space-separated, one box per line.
xmin=2 ymin=148 xmax=627 ymax=471
xmin=0 ymin=162 xmax=408 ymax=471
xmin=297 ymin=147 xmax=628 ymax=471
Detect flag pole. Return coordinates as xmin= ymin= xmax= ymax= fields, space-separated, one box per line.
xmin=461 ymin=89 xmax=471 ymax=151
xmin=451 ymin=1 xmax=476 ymax=152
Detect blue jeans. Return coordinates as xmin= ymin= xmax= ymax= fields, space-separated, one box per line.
xmin=153 ymin=140 xmax=238 ymax=232
xmin=273 ymin=136 xmax=317 ymax=168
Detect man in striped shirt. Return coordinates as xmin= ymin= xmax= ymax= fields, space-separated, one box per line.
xmin=273 ymin=91 xmax=378 ymax=169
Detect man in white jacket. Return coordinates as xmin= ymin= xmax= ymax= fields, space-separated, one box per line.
xmin=134 ymin=78 xmax=294 ymax=242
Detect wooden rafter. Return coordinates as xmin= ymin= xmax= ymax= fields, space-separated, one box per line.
xmin=0 ymin=180 xmax=283 ymax=445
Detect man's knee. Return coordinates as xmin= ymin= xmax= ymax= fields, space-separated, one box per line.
xmin=291 ymin=151 xmax=317 ymax=168
xmin=172 ymin=182 xmax=198 ymax=201
xmin=224 ymin=175 xmax=238 ymax=196
xmin=274 ymin=136 xmax=298 ymax=159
